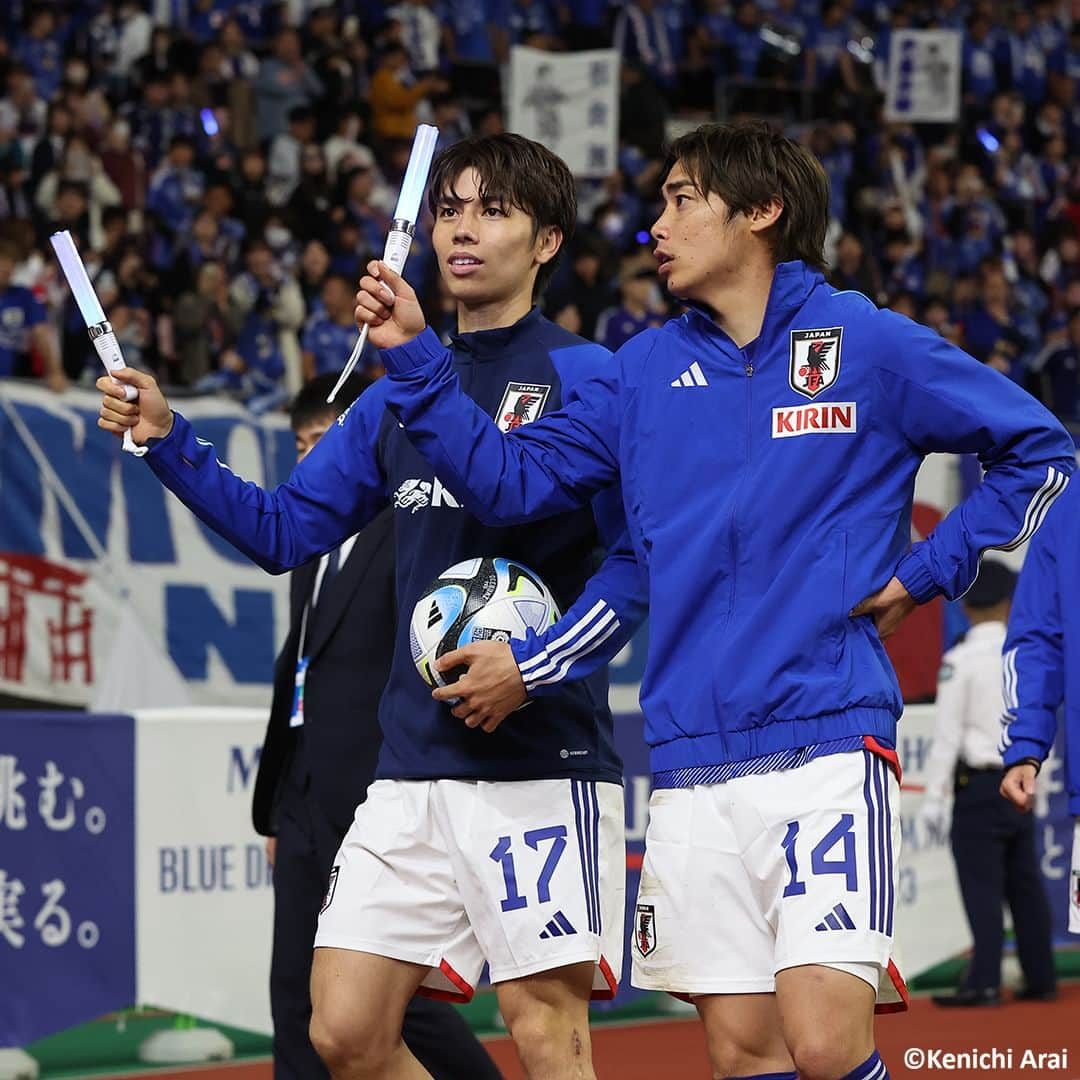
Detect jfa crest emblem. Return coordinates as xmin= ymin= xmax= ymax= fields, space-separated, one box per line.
xmin=789 ymin=327 xmax=843 ymax=399
xmin=496 ymin=382 xmax=551 ymax=433
xmin=634 ymin=903 xmax=657 ymax=957
xmin=321 ymin=866 xmax=340 ymax=914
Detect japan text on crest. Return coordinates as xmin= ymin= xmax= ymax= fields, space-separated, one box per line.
xmin=634 ymin=903 xmax=657 ymax=957
xmin=496 ymin=382 xmax=551 ymax=433
xmin=789 ymin=327 xmax=843 ymax=399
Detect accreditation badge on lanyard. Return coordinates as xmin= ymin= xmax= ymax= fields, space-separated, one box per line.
xmin=1070 ymin=819 xmax=1080 ymax=935
xmin=290 ymin=655 xmax=310 ymax=728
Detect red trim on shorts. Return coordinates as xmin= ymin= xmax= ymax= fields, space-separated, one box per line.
xmin=415 ymin=959 xmax=475 ymax=1003
xmin=863 ymin=735 xmax=902 ymax=784
xmin=874 ymin=958 xmax=910 ymax=1014
xmin=591 ymin=955 xmax=619 ymax=1000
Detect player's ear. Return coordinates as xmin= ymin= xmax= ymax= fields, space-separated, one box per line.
xmin=534 ymin=225 xmax=562 ymax=266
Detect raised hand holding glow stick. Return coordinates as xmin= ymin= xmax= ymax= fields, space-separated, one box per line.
xmin=327 ymin=123 xmax=439 ymax=404
xmin=50 ymin=231 xmax=144 ymax=454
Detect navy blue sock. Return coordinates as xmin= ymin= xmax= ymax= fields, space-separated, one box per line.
xmin=842 ymin=1048 xmax=889 ymax=1080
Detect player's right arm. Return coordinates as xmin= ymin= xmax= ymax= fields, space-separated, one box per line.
xmin=999 ymin=503 xmax=1065 ymax=810
xmin=355 ymin=261 xmax=623 ymax=524
xmin=97 ymin=367 xmax=390 ymax=574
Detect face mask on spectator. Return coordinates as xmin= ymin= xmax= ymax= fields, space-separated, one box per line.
xmin=265 ymin=225 xmax=293 ymax=251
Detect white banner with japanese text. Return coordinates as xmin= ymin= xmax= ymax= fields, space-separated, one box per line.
xmin=507 ymin=47 xmax=619 ymax=178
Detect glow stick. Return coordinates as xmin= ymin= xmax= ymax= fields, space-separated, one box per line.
xmin=49 ymin=231 xmax=142 ymax=455
xmin=327 ymin=123 xmax=440 ymax=404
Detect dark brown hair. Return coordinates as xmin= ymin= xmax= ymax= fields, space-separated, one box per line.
xmin=427 ymin=133 xmax=576 ymax=299
xmin=663 ymin=121 xmax=830 ymax=272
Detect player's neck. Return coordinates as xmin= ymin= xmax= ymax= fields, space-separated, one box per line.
xmin=455 ymin=291 xmax=534 ymax=335
xmin=699 ymin=258 xmax=777 ymax=350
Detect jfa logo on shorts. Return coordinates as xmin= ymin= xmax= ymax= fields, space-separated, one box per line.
xmin=789 ymin=328 xmax=843 ymax=399
xmin=634 ymin=903 xmax=657 ymax=957
xmin=321 ymin=866 xmax=339 ymax=914
xmin=497 ymin=382 xmax=551 ymax=433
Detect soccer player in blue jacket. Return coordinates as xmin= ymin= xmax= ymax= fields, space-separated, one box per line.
xmin=999 ymin=478 xmax=1080 ymax=938
xmin=354 ymin=121 xmax=1076 ymax=1080
xmin=97 ymin=134 xmax=646 ymax=1080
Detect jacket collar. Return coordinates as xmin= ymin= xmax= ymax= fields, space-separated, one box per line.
xmin=684 ymin=261 xmax=824 ymax=346
xmin=449 ymin=306 xmax=543 ymax=357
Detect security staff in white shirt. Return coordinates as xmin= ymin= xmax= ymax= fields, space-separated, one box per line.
xmin=921 ymin=560 xmax=1057 ymax=1007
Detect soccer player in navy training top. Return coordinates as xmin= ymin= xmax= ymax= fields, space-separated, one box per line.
xmin=98 ymin=134 xmax=646 ymax=1080
xmin=354 ymin=121 xmax=1075 ymax=1080
xmin=999 ymin=478 xmax=1080 ymax=940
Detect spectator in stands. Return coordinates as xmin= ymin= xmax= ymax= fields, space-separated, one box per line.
xmin=1035 ymin=307 xmax=1080 ymax=423
xmin=387 ymin=0 xmax=442 ymax=75
xmin=29 ymin=102 xmax=72 ymax=193
xmin=595 ymin=260 xmax=667 ymax=352
xmin=255 ymin=28 xmax=323 ymax=142
xmin=34 ymin=135 xmax=123 ymax=252
xmin=147 ymin=134 xmax=204 ymax=240
xmin=109 ymin=248 xmax=156 ymax=373
xmin=830 ymin=231 xmax=880 ymax=300
xmin=335 ymin=164 xmax=391 ymax=258
xmin=0 ymin=241 xmax=65 ymax=391
xmin=197 ymin=241 xmax=295 ymax=413
xmin=615 ymin=0 xmax=678 ymax=89
xmin=0 ymin=65 xmax=46 ymax=153
xmin=234 ymin=148 xmax=272 ymax=234
xmin=962 ymin=12 xmax=999 ymax=116
xmin=15 ymin=10 xmax=63 ymax=102
xmin=286 ymin=143 xmax=333 ymax=244
xmin=368 ymin=43 xmax=447 ymax=145
xmin=296 ymin=238 xmax=331 ymax=310
xmin=301 ymin=271 xmax=372 ymax=381
xmin=174 ymin=260 xmax=241 ymax=386
xmin=546 ymin=232 xmax=616 ymax=343
xmin=965 ymin=263 xmax=1037 ymax=379
xmin=268 ymin=105 xmax=315 ymax=208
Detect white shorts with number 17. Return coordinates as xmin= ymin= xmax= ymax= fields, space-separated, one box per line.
xmin=632 ymin=747 xmax=907 ymax=1011
xmin=315 ymin=777 xmax=625 ymax=1000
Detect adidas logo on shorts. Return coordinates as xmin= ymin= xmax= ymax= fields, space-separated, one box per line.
xmin=539 ymin=910 xmax=577 ymax=939
xmin=814 ymin=902 xmax=855 ymax=931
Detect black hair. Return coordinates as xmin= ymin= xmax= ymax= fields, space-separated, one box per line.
xmin=426 ymin=133 xmax=576 ymax=299
xmin=290 ymin=372 xmax=371 ymax=431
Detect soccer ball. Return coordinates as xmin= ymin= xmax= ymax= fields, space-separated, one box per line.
xmin=409 ymin=556 xmax=561 ymax=688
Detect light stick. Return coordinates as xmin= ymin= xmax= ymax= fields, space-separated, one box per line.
xmin=327 ymin=123 xmax=440 ymax=404
xmin=49 ymin=231 xmax=142 ymax=455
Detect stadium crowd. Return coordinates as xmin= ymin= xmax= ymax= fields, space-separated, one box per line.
xmin=0 ymin=0 xmax=1078 ymax=423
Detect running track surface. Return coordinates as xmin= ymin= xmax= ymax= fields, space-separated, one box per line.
xmin=89 ymin=984 xmax=1080 ymax=1080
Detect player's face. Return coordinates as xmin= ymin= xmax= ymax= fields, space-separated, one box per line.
xmin=294 ymin=417 xmax=333 ymax=463
xmin=650 ymin=162 xmax=752 ymax=305
xmin=432 ymin=167 xmax=558 ymax=311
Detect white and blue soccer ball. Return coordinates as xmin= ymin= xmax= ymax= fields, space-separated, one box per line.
xmin=409 ymin=556 xmax=561 ymax=688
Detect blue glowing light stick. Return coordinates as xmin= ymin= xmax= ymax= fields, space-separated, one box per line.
xmin=327 ymin=123 xmax=439 ymax=404
xmin=50 ymin=230 xmax=143 ymax=454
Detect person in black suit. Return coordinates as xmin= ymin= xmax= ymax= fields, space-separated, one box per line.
xmin=252 ymin=372 xmax=502 ymax=1080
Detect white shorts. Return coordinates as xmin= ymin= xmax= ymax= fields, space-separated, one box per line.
xmin=631 ymin=747 xmax=907 ymax=1011
xmin=315 ymin=777 xmax=625 ymax=1001
xmin=1070 ymin=819 xmax=1080 ymax=935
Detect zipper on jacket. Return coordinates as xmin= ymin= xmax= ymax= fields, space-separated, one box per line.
xmin=728 ymin=362 xmax=753 ymax=616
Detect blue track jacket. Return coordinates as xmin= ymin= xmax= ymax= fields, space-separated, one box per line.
xmin=144 ymin=310 xmax=647 ymax=783
xmin=1001 ymin=479 xmax=1080 ymax=814
xmin=379 ymin=262 xmax=1075 ymax=781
